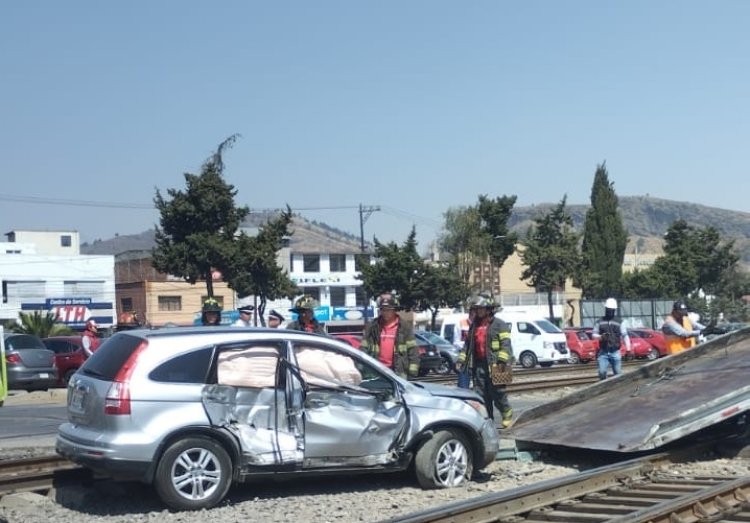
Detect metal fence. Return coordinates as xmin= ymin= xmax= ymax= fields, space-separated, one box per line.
xmin=581 ymin=299 xmax=673 ymax=329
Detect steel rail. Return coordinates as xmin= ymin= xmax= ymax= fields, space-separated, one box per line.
xmin=382 ymin=451 xmax=750 ymax=523
xmin=0 ymin=455 xmax=86 ymax=496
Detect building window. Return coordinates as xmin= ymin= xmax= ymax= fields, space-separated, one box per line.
xmin=330 ymin=287 xmax=346 ymax=307
xmin=354 ymin=254 xmax=370 ymax=272
xmin=299 ymin=287 xmax=320 ymax=303
xmin=120 ymin=297 xmax=134 ymax=312
xmin=64 ymin=280 xmax=104 ymax=296
xmin=60 ymin=235 xmax=72 ymax=247
xmin=303 ymin=254 xmax=320 ymax=272
xmin=158 ymin=296 xmax=182 ymax=311
xmin=355 ymin=286 xmax=367 ymax=307
xmin=329 ymin=254 xmax=346 ymax=272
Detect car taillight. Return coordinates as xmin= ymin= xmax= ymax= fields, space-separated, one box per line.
xmin=105 ymin=340 xmax=148 ymax=415
xmin=6 ymin=353 xmax=21 ymax=365
xmin=418 ymin=346 xmax=426 ymax=355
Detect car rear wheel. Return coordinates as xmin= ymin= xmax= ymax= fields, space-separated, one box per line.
xmin=518 ymin=351 xmax=537 ymax=368
xmin=646 ymin=348 xmax=660 ymax=360
xmin=435 ymin=357 xmax=453 ymax=375
xmin=154 ymin=436 xmax=232 ymax=511
xmin=415 ymin=429 xmax=473 ymax=489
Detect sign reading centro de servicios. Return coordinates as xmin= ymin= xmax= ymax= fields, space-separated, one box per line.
xmin=21 ymin=297 xmax=114 ymax=328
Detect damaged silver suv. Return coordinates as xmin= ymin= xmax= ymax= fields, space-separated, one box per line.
xmin=56 ymin=327 xmax=499 ymax=511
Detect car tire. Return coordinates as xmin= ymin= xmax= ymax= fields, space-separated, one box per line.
xmin=154 ymin=436 xmax=232 ymax=511
xmin=63 ymin=368 xmax=78 ymax=385
xmin=414 ymin=429 xmax=473 ymax=489
xmin=646 ymin=348 xmax=660 ymax=361
xmin=436 ymin=357 xmax=453 ymax=375
xmin=519 ymin=351 xmax=537 ymax=369
xmin=568 ymin=352 xmax=580 ymax=365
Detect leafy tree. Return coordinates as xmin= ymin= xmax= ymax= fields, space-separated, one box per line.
xmin=10 ymin=311 xmax=75 ymax=337
xmin=358 ymin=228 xmax=424 ymax=311
xmin=439 ymin=194 xmax=517 ymax=291
xmin=226 ymin=208 xmax=298 ymax=325
xmin=520 ymin=197 xmax=581 ymax=321
xmin=152 ymin=135 xmax=249 ymax=298
xmin=438 ymin=206 xmax=484 ymax=283
xmin=579 ymin=162 xmax=628 ymax=298
xmin=414 ymin=262 xmax=469 ymax=331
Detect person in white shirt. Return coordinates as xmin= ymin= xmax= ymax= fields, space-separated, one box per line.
xmin=232 ymin=305 xmax=254 ymax=327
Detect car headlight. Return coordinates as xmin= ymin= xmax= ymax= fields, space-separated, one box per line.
xmin=464 ymin=399 xmax=489 ymax=419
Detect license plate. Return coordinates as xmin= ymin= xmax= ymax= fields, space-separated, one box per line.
xmin=71 ymin=388 xmax=86 ymax=409
xmin=39 ymin=373 xmax=49 ymax=379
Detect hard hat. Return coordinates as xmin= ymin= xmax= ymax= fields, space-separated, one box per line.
xmin=377 ymin=293 xmax=401 ymax=310
xmin=202 ymin=298 xmax=222 ymax=313
xmin=290 ymin=295 xmax=319 ymax=312
xmin=604 ymin=298 xmax=618 ymax=309
xmin=468 ymin=291 xmax=496 ymax=309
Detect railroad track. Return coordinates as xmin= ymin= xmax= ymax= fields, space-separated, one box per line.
xmin=414 ymin=360 xmax=648 ymax=391
xmin=385 ymin=453 xmax=750 ymax=523
xmin=0 ymin=455 xmax=87 ymax=496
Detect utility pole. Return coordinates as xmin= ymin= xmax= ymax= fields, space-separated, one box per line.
xmin=358 ymin=204 xmax=380 ymax=325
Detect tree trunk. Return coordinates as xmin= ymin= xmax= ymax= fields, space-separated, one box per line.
xmin=205 ymin=272 xmax=214 ymax=298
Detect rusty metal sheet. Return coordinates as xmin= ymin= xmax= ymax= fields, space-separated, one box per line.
xmin=508 ymin=327 xmax=750 ymax=452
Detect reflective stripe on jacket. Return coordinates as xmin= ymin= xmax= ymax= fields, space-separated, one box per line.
xmin=458 ymin=317 xmax=513 ymax=369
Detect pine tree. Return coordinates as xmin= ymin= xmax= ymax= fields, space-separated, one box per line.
xmin=579 ymin=162 xmax=628 ymax=298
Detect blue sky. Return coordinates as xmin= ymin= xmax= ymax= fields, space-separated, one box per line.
xmin=2 ymin=1 xmax=748 ymax=248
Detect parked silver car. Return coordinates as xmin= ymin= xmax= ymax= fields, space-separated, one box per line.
xmin=57 ymin=327 xmax=499 ymax=511
xmin=3 ymin=333 xmax=58 ymax=391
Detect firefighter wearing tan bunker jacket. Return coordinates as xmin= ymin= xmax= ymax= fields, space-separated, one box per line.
xmin=456 ymin=292 xmax=514 ymax=428
xmin=361 ymin=294 xmax=420 ymax=379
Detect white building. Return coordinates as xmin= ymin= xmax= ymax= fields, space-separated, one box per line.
xmin=0 ymin=230 xmax=115 ymax=328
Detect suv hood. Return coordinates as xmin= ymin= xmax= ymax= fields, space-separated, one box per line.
xmin=411 ymin=381 xmax=482 ymax=402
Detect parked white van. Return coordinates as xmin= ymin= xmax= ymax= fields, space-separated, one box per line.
xmin=497 ymin=312 xmax=569 ymax=368
xmin=440 ymin=312 xmax=569 ymax=368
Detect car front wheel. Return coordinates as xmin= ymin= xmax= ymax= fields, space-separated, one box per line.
xmin=435 ymin=357 xmax=453 ymax=375
xmin=154 ymin=436 xmax=232 ymax=511
xmin=518 ymin=351 xmax=537 ymax=368
xmin=414 ymin=429 xmax=473 ymax=489
xmin=568 ymin=352 xmax=580 ymax=364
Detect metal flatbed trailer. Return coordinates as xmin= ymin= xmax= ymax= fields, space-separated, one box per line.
xmin=508 ymin=326 xmax=750 ymax=452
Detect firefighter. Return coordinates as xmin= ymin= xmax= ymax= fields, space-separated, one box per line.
xmin=662 ymin=300 xmax=705 ymax=355
xmin=201 ymin=298 xmax=223 ymax=326
xmin=287 ymin=295 xmax=325 ymax=333
xmin=360 ymin=293 xmax=419 ymax=379
xmin=81 ymin=319 xmax=101 ymax=357
xmin=456 ymin=291 xmax=514 ymax=428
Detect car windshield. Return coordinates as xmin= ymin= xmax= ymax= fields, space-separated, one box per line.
xmin=535 ymin=319 xmax=562 ymax=333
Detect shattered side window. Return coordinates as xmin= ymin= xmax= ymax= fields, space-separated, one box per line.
xmin=293 ymin=345 xmax=363 ymax=389
xmin=217 ymin=345 xmax=281 ymax=389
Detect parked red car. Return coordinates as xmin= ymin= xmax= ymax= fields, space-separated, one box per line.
xmin=332 ymin=332 xmax=442 ymax=376
xmin=563 ymin=328 xmax=597 ymax=364
xmin=42 ymin=336 xmax=87 ymax=386
xmin=332 ymin=333 xmax=362 ymax=349
xmin=627 ymin=328 xmax=667 ymax=360
xmin=580 ymin=327 xmax=659 ymax=361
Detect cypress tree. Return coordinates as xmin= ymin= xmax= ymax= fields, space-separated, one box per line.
xmin=580 ymin=162 xmax=628 ymax=299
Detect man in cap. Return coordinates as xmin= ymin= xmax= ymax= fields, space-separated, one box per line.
xmin=360 ymin=293 xmax=419 ymax=379
xmin=81 ymin=319 xmax=101 ymax=358
xmin=287 ymin=295 xmax=325 ymax=333
xmin=267 ymin=309 xmax=284 ymax=328
xmin=662 ymin=300 xmax=705 ymax=355
xmin=232 ymin=305 xmax=255 ymax=327
xmin=591 ymin=297 xmax=631 ymax=380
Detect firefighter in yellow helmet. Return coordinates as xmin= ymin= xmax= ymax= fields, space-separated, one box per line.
xmin=456 ymin=291 xmax=514 ymax=428
xmin=360 ymin=293 xmax=419 ymax=379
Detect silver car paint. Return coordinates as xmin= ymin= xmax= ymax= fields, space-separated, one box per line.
xmin=58 ymin=328 xmax=497 ymax=482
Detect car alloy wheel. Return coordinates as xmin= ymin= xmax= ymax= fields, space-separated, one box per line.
xmin=415 ymin=429 xmax=473 ymax=488
xmin=154 ymin=436 xmax=232 ymax=511
xmin=519 ymin=351 xmax=537 ymax=368
xmin=568 ymin=352 xmax=580 ymax=364
xmin=436 ymin=357 xmax=452 ymax=375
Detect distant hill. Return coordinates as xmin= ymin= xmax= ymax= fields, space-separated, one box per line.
xmin=82 ymin=196 xmax=750 ymax=264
